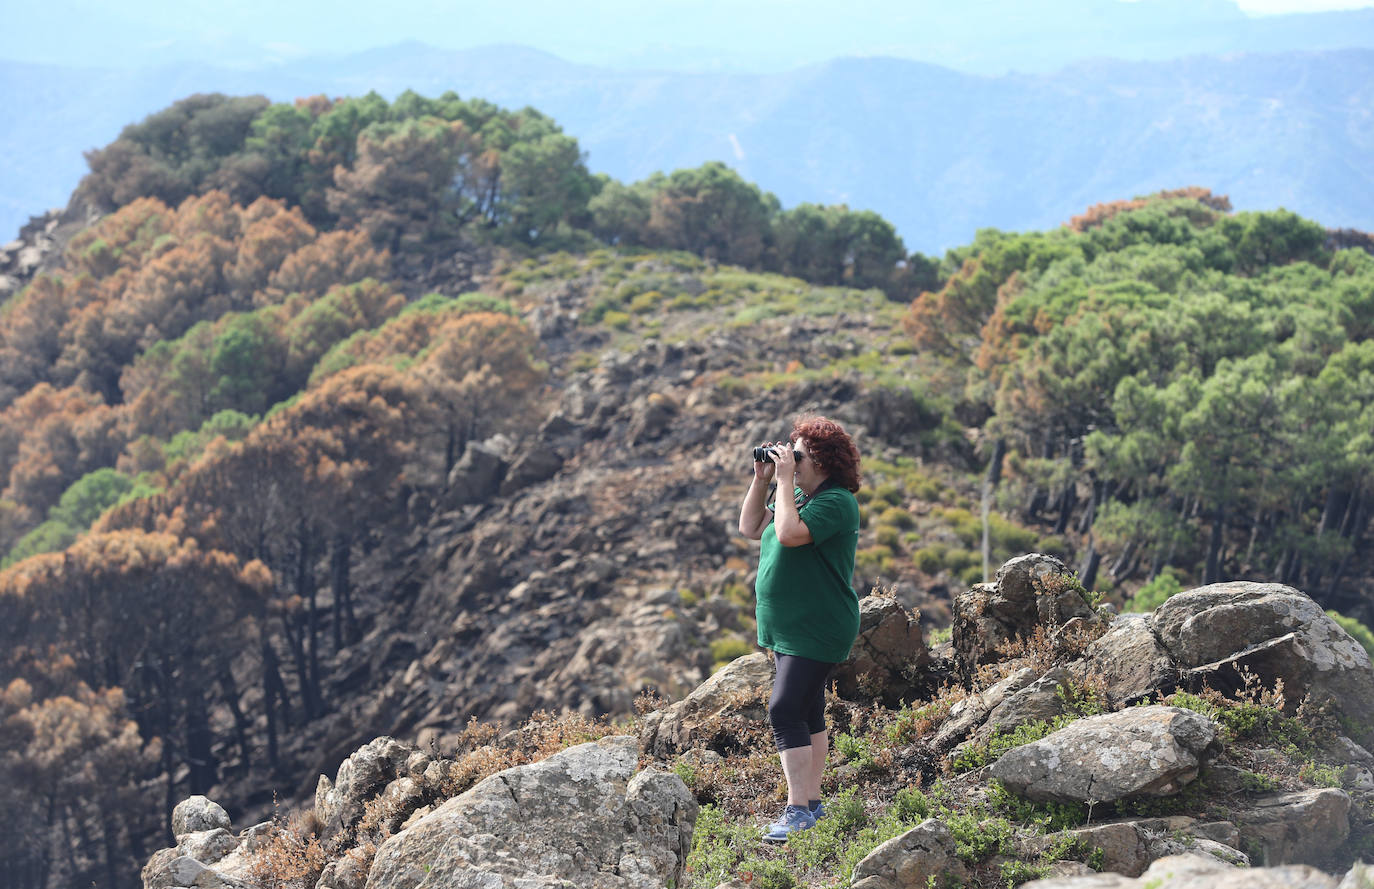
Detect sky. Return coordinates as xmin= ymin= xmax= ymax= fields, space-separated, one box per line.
xmin=4 ymin=0 xmax=1374 ymax=73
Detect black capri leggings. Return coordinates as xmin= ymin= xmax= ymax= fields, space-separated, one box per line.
xmin=768 ymin=653 xmax=834 ymax=751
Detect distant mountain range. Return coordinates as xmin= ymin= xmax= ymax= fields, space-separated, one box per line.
xmin=4 ymin=43 xmax=1373 ymax=251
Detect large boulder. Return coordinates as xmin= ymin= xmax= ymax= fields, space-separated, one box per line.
xmin=639 ymin=652 xmax=772 ymax=757
xmin=1232 ymin=788 xmax=1352 ymax=868
xmin=363 ymin=736 xmax=697 ymax=889
xmin=172 ymin=796 xmax=231 ymax=837
xmin=1055 ymin=817 xmax=1247 ymax=878
xmin=952 ymin=554 xmax=1100 ymax=680
xmin=1020 ymin=852 xmax=1342 ymax=888
xmin=1148 ymin=583 xmax=1374 ymax=742
xmin=971 ymin=667 xmax=1075 ymax=746
xmin=986 ymin=706 xmax=1219 ymax=804
xmin=1078 ymin=613 xmax=1180 ymax=706
xmin=315 ymin=737 xmax=418 ymax=841
xmin=446 ymin=437 xmax=509 ymax=504
xmin=832 ymin=596 xmax=931 ymax=706
xmin=849 ymin=818 xmax=971 ymax=889
xmin=931 ymin=666 xmax=1039 ymax=754
xmin=141 ymin=805 xmax=273 ymax=889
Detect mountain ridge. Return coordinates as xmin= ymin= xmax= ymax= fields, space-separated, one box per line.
xmin=5 ymin=45 xmax=1373 ymax=252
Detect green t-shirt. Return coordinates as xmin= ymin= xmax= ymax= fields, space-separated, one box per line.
xmin=755 ymin=486 xmax=861 ymax=663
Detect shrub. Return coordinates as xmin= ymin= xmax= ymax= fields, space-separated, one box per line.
xmin=878 ymin=507 xmax=916 ymax=529
xmin=1328 ymin=610 xmax=1374 ymax=662
xmin=1128 ymin=569 xmax=1184 ymax=612
xmin=710 ymin=636 xmax=753 ymax=667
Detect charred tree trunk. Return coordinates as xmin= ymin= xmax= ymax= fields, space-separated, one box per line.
xmin=1204 ymin=503 xmax=1226 ymax=585
xmin=185 ymin=693 xmax=217 ymax=794
xmin=1052 ymin=480 xmax=1077 ymax=535
xmin=332 ymin=533 xmax=359 ymax=649
xmin=279 ymin=612 xmax=319 ymax=720
xmin=295 ymin=522 xmax=320 ymax=706
xmin=217 ymin=667 xmax=252 ymax=772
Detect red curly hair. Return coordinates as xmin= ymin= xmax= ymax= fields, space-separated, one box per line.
xmin=790 ymin=416 xmax=862 ymax=493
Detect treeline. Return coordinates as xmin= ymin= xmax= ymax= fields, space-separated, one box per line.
xmin=75 ymin=91 xmax=939 ymax=295
xmin=908 ymin=189 xmax=1374 ymax=616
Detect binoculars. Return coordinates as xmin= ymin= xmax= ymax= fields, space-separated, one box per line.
xmin=753 ymin=445 xmax=802 ymax=464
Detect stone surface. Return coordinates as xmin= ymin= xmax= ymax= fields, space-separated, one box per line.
xmin=639 ymin=652 xmax=772 ymax=757
xmin=364 ymin=735 xmax=696 ymax=889
xmin=850 ymin=818 xmax=971 ymax=889
xmin=986 ymin=706 xmax=1219 ymax=804
xmin=1079 ymin=612 xmax=1180 ymax=705
xmin=172 ymin=796 xmax=231 ymax=837
xmin=931 ymin=666 xmax=1038 ymax=753
xmin=446 ymin=437 xmax=509 ymax=504
xmin=974 ymin=666 xmax=1074 ymax=745
xmin=952 ymin=553 xmax=1100 ymax=680
xmin=1064 ymin=815 xmax=1251 ymax=878
xmin=1234 ymin=788 xmax=1352 ymax=868
xmin=832 ymin=595 xmax=931 ymax=706
xmin=315 ymin=736 xmax=417 ymax=841
xmin=1020 ymin=852 xmax=1340 ymax=888
xmin=1148 ymin=583 xmax=1374 ymax=741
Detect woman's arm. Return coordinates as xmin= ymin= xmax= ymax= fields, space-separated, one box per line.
xmin=771 ymin=446 xmax=814 ymax=547
xmin=739 ymin=450 xmax=777 ymax=539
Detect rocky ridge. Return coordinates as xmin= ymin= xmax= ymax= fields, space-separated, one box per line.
xmin=147 ymin=553 xmax=1374 ymax=888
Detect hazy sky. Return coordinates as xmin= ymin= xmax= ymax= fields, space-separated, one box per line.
xmin=6 ymin=0 xmax=1374 ymax=72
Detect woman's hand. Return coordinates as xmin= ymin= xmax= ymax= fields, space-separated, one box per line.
xmin=754 ymin=444 xmax=778 ymax=482
xmin=771 ymin=440 xmax=796 ymax=481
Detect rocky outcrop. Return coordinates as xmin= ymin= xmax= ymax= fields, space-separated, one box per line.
xmin=832 ymin=595 xmax=931 ymax=706
xmin=973 ymin=665 xmax=1075 ymax=746
xmin=141 ymin=809 xmax=274 ymax=889
xmin=1053 ymin=817 xmax=1248 ymax=877
xmin=849 ymin=818 xmax=971 ymax=889
xmin=639 ymin=652 xmax=772 ymax=757
xmin=931 ymin=666 xmax=1038 ymax=753
xmin=1078 ymin=613 xmax=1179 ymax=706
xmin=1021 ymin=852 xmax=1359 ymax=888
xmin=1233 ymin=788 xmax=1352 ymax=868
xmin=1148 ymin=583 xmax=1374 ymax=741
xmin=315 ymin=737 xmax=432 ymax=843
xmin=951 ymin=553 xmax=1101 ymax=680
xmin=364 ymin=736 xmax=696 ymax=889
xmin=986 ymin=706 xmax=1219 ymax=804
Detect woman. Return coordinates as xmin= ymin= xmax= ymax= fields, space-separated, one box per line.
xmin=738 ymin=415 xmax=862 ymax=843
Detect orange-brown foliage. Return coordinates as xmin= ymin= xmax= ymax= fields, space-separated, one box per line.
xmin=1066 ymin=187 xmax=1232 ymax=232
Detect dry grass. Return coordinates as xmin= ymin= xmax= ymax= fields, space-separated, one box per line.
xmin=245 ymin=809 xmax=328 ymax=889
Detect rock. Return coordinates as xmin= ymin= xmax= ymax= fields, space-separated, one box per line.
xmin=849 ymin=818 xmax=971 ymax=889
xmin=175 ymin=829 xmax=240 ymax=866
xmin=316 ymin=737 xmax=418 ymax=841
xmin=1057 ymin=817 xmax=1247 ymax=878
xmin=931 ymin=666 xmax=1038 ymax=753
xmin=172 ymin=796 xmax=231 ymax=837
xmin=1338 ymin=862 xmax=1374 ymax=888
xmin=952 ymin=554 xmax=1099 ymax=680
xmin=832 ymin=595 xmax=931 ymax=706
xmin=364 ymin=736 xmax=696 ymax=889
xmin=499 ymin=446 xmax=564 ymax=495
xmin=986 ymin=706 xmax=1219 ymax=804
xmin=1020 ymin=852 xmax=1340 ymax=888
xmin=1079 ymin=613 xmax=1179 ymax=706
xmin=639 ymin=652 xmax=773 ymax=757
xmin=447 ymin=438 xmax=509 ymax=503
xmin=627 ymin=392 xmax=680 ymax=443
xmin=1148 ymin=583 xmax=1374 ymax=742
xmin=974 ymin=666 xmax=1075 ymax=745
xmin=318 ymin=850 xmax=372 ymax=889
xmin=1233 ymin=788 xmax=1351 ymax=867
